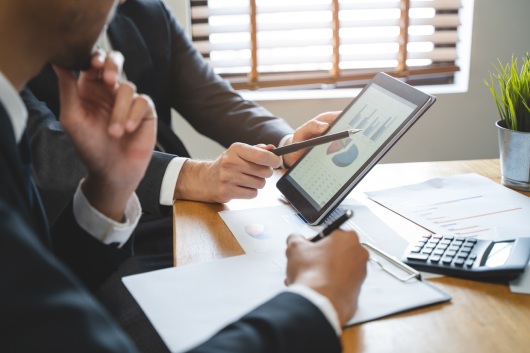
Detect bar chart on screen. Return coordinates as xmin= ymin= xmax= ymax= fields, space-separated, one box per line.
xmin=366 ymin=173 xmax=530 ymax=241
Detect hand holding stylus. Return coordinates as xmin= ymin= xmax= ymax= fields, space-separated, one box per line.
xmin=272 ymin=130 xmax=362 ymax=156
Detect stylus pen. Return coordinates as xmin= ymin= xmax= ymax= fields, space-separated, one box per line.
xmin=272 ymin=129 xmax=362 ymax=156
xmin=310 ymin=210 xmax=353 ymax=243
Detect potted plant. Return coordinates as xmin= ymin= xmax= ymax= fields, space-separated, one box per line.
xmin=485 ymin=53 xmax=530 ymax=190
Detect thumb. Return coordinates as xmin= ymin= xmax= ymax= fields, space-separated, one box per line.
xmin=52 ymin=65 xmax=79 ymax=122
xmin=286 ymin=233 xmax=306 ymax=247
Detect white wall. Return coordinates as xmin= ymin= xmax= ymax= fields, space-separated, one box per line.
xmin=167 ymin=0 xmax=530 ymax=163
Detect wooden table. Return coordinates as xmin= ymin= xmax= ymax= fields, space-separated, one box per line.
xmin=173 ymin=159 xmax=530 ymax=353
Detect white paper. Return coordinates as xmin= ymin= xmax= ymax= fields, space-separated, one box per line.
xmin=123 ymin=253 xmax=286 ymax=353
xmin=218 ymin=199 xmax=409 ymax=259
xmin=365 ymin=173 xmax=530 ymax=241
xmin=123 ymin=250 xmax=450 ymax=353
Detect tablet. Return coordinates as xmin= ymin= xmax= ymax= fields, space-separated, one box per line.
xmin=276 ymin=72 xmax=436 ymax=225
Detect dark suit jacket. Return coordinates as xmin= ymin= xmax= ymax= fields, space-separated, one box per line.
xmin=24 ymin=0 xmax=293 ymax=221
xmin=0 ymin=105 xmax=340 ymax=351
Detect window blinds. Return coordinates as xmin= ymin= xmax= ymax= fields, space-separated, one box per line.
xmin=190 ymin=0 xmax=461 ymax=90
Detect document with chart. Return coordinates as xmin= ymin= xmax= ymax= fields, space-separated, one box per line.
xmin=365 ymin=173 xmax=530 ymax=240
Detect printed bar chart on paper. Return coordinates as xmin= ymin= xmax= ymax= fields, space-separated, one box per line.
xmin=365 ymin=173 xmax=530 ymax=241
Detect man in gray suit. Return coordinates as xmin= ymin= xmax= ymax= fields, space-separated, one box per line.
xmin=24 ymin=0 xmax=339 ymax=224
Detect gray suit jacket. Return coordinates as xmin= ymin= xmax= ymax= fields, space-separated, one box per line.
xmin=23 ymin=0 xmax=293 ymax=221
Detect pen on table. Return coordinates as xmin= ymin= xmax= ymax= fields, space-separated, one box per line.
xmin=272 ymin=129 xmax=362 ymax=156
xmin=309 ymin=209 xmax=354 ymax=243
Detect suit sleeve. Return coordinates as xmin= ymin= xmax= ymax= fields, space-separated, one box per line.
xmin=0 ymin=202 xmax=139 ymax=353
xmin=190 ymin=292 xmax=342 ymax=353
xmin=50 ymin=201 xmax=133 ymax=292
xmin=21 ymin=86 xmax=174 ymax=217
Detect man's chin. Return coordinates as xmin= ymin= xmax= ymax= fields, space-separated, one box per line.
xmin=52 ymin=50 xmax=93 ymax=72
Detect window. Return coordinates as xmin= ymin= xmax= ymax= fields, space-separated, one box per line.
xmin=190 ymin=0 xmax=462 ymax=90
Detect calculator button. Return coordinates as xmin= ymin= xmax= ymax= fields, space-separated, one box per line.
xmin=440 ymin=240 xmax=451 ymax=245
xmin=410 ymin=246 xmax=423 ymax=253
xmin=421 ymin=248 xmax=433 ymax=255
xmin=430 ymin=255 xmax=441 ymax=262
xmin=436 ymin=244 xmax=449 ymax=250
xmin=442 ymin=257 xmax=453 ymax=264
xmin=469 ymin=254 xmax=477 ymax=260
xmin=432 ymin=234 xmax=443 ymax=239
xmin=448 ymin=245 xmax=461 ymax=252
xmin=443 ymin=236 xmax=454 ymax=240
xmin=465 ymin=259 xmax=475 ymax=267
xmin=454 ymin=258 xmax=465 ymax=266
xmin=457 ymin=252 xmax=469 ymax=259
xmin=452 ymin=240 xmax=464 ymax=247
xmin=407 ymin=253 xmax=429 ymax=261
xmin=433 ymin=249 xmax=445 ymax=256
xmin=462 ymin=244 xmax=474 ymax=251
xmin=425 ymin=243 xmax=437 ymax=249
xmin=466 ymin=238 xmax=478 ymax=243
xmin=422 ymin=234 xmax=433 ymax=239
xmin=445 ymin=250 xmax=457 ymax=257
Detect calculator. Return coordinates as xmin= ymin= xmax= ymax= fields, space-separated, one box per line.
xmin=402 ymin=234 xmax=530 ymax=281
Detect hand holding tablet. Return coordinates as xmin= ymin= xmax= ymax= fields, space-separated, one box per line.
xmin=277 ymin=73 xmax=437 ymax=225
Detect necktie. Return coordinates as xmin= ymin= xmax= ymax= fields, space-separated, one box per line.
xmin=17 ymin=130 xmax=34 ymax=206
xmin=17 ymin=129 xmax=48 ymax=231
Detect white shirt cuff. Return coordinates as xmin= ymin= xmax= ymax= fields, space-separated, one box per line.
xmin=286 ymin=283 xmax=342 ymax=336
xmin=160 ymin=157 xmax=188 ymax=206
xmin=73 ymin=180 xmax=141 ymax=248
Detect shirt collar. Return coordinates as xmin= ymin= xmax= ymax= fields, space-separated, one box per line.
xmin=0 ymin=72 xmax=27 ymax=143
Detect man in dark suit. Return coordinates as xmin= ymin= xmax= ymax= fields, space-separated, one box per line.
xmin=1 ymin=1 xmax=369 ymax=353
xmin=24 ymin=0 xmax=339 ymax=224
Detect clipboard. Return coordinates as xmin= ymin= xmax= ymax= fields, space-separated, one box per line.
xmin=347 ymin=241 xmax=451 ymax=326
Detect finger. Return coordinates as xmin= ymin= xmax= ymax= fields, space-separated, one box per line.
xmin=226 ymin=172 xmax=268 ymax=191
xmin=256 ymin=144 xmax=276 ymax=151
xmin=314 ymin=111 xmax=341 ymax=124
xmin=109 ymin=82 xmax=136 ymax=137
xmin=124 ymin=94 xmax=153 ymax=133
xmin=286 ymin=233 xmax=305 ymax=246
xmin=78 ymin=50 xmax=107 ymax=82
xmin=297 ymin=120 xmax=330 ymax=140
xmin=90 ymin=49 xmax=106 ymax=70
xmin=101 ymin=51 xmax=124 ymax=87
xmin=237 ymin=143 xmax=282 ymax=169
xmin=53 ymin=65 xmax=79 ymax=122
xmin=293 ymin=111 xmax=343 ymax=142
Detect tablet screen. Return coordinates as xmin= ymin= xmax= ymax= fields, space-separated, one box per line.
xmin=288 ymin=84 xmax=416 ymax=210
xmin=277 ymin=73 xmax=436 ymax=225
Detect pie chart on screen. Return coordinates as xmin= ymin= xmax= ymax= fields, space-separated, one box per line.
xmin=245 ymin=223 xmax=270 ymax=239
xmin=332 ymin=143 xmax=359 ymax=167
xmin=327 ymin=138 xmax=352 ymax=155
